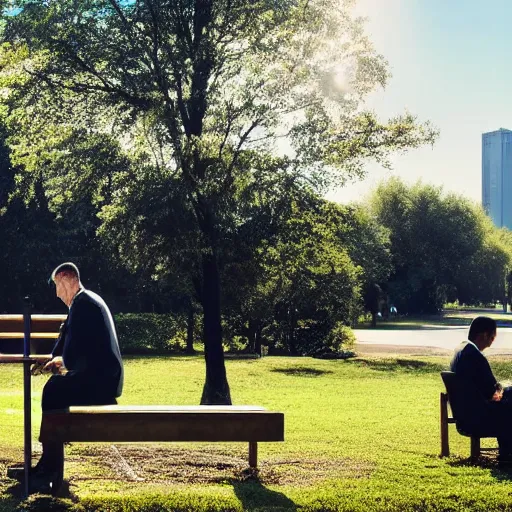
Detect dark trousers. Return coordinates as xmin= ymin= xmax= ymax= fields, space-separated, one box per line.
xmin=493 ymin=387 xmax=512 ymax=455
xmin=39 ymin=374 xmax=117 ymax=471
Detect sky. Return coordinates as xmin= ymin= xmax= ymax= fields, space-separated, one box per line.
xmin=327 ymin=0 xmax=512 ymax=205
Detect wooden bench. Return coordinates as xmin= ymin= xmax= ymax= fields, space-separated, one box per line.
xmin=440 ymin=371 xmax=497 ymax=460
xmin=40 ymin=405 xmax=284 ymax=493
xmin=1 ymin=313 xmax=285 ymax=494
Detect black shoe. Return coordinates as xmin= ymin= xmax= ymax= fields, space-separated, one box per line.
xmin=28 ymin=471 xmax=56 ymax=495
xmin=498 ymin=453 xmax=512 ymax=468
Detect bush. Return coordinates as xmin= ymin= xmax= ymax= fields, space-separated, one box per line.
xmin=311 ymin=322 xmax=357 ymax=359
xmin=115 ymin=313 xmax=188 ymax=354
xmin=325 ymin=322 xmax=356 ymax=352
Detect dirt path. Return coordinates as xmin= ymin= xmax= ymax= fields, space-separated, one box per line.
xmin=355 ymin=343 xmax=453 ymax=356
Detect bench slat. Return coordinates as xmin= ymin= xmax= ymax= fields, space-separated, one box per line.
xmin=65 ymin=405 xmax=267 ymax=413
xmin=0 ymin=315 xmax=66 ymax=333
xmin=0 ymin=354 xmax=52 ymax=363
xmin=0 ymin=333 xmax=59 ymax=339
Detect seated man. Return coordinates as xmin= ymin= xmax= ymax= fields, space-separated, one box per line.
xmin=10 ymin=262 xmax=124 ymax=493
xmin=450 ymin=316 xmax=512 ymax=462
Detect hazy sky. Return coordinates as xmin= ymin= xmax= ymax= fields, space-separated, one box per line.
xmin=328 ymin=0 xmax=512 ymax=205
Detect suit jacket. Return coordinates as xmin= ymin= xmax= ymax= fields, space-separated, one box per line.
xmin=450 ymin=341 xmax=498 ymax=401
xmin=52 ymin=289 xmax=123 ymax=398
xmin=449 ymin=341 xmax=503 ymax=435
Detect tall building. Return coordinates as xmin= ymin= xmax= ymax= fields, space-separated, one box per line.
xmin=482 ymin=128 xmax=512 ymax=229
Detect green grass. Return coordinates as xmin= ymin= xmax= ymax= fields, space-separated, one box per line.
xmin=2 ymin=355 xmax=512 ymax=510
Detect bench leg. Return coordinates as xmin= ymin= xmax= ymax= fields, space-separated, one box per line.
xmin=51 ymin=443 xmax=64 ymax=496
xmin=470 ymin=437 xmax=480 ymax=461
xmin=440 ymin=393 xmax=450 ymax=457
xmin=248 ymin=442 xmax=257 ymax=468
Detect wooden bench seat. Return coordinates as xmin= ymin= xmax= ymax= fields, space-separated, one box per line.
xmin=40 ymin=404 xmax=284 ymax=493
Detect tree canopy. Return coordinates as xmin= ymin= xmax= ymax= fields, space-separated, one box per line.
xmin=0 ymin=0 xmax=437 ymax=400
xmin=368 ymin=178 xmax=512 ymax=314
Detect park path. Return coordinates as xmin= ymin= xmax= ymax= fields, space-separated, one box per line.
xmin=354 ymin=326 xmax=512 ymax=356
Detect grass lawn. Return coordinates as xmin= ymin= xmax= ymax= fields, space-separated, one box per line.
xmin=1 ymin=354 xmax=512 ymax=510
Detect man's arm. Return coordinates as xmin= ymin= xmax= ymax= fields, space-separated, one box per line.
xmin=51 ymin=321 xmax=67 ymax=357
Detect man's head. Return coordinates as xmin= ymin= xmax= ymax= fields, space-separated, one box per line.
xmin=50 ymin=262 xmax=82 ymax=307
xmin=468 ymin=316 xmax=497 ymax=351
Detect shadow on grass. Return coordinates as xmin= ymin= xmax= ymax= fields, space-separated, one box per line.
xmin=3 ymin=478 xmax=75 ymax=509
xmin=271 ymin=367 xmax=333 ymax=377
xmin=345 ymin=358 xmax=445 ymax=374
xmin=445 ymin=455 xmax=512 ymax=482
xmin=232 ymin=472 xmax=296 ymax=511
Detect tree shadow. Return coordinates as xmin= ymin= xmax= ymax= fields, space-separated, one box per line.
xmin=344 ymin=358 xmax=445 ymax=374
xmin=271 ymin=367 xmax=332 ymax=377
xmin=231 ymin=472 xmax=297 ymax=511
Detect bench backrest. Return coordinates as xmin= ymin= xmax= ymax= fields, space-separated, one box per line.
xmin=0 ymin=314 xmax=66 ymax=354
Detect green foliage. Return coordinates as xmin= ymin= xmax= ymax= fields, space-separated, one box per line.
xmin=221 ymin=187 xmax=364 ymax=356
xmin=0 ymin=0 xmax=435 ymax=310
xmin=115 ymin=314 xmax=189 ymax=354
xmin=367 ymin=178 xmax=512 ymax=313
xmin=324 ymin=322 xmax=356 ymax=352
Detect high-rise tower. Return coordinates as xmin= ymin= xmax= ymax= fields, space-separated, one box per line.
xmin=482 ymin=128 xmax=512 ymax=228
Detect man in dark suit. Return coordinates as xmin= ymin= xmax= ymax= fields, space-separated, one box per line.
xmin=450 ymin=316 xmax=512 ymax=461
xmin=12 ymin=262 xmax=124 ymax=493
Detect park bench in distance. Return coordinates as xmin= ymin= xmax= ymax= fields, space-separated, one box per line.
xmin=440 ymin=371 xmax=497 ymax=459
xmin=0 ymin=314 xmax=285 ymax=495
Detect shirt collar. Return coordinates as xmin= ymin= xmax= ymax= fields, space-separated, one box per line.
xmin=466 ymin=340 xmax=481 ymax=352
xmin=69 ymin=287 xmax=84 ymax=309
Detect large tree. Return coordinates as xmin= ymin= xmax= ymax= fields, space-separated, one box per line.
xmin=0 ymin=0 xmax=436 ymax=403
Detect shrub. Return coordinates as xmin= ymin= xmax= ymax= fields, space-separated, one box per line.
xmin=311 ymin=322 xmax=357 ymax=359
xmin=114 ymin=313 xmax=188 ymax=354
xmin=325 ymin=322 xmax=356 ymax=352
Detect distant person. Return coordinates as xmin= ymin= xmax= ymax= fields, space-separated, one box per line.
xmin=9 ymin=262 xmax=124 ymax=493
xmin=450 ymin=316 xmax=512 ymax=462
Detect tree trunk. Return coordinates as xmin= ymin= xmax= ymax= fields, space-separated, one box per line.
xmin=200 ymin=252 xmax=232 ymax=405
xmin=247 ymin=318 xmax=256 ymax=353
xmin=288 ymin=305 xmax=298 ymax=355
xmin=255 ymin=325 xmax=262 ymax=357
xmin=186 ymin=303 xmax=196 ymax=354
xmin=371 ymin=312 xmax=377 ymax=328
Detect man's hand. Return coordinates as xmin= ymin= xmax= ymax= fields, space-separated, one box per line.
xmin=43 ymin=356 xmax=64 ymax=375
xmin=492 ymin=389 xmax=504 ymax=401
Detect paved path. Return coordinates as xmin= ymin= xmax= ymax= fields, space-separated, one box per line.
xmin=355 ymin=326 xmax=512 ymax=356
